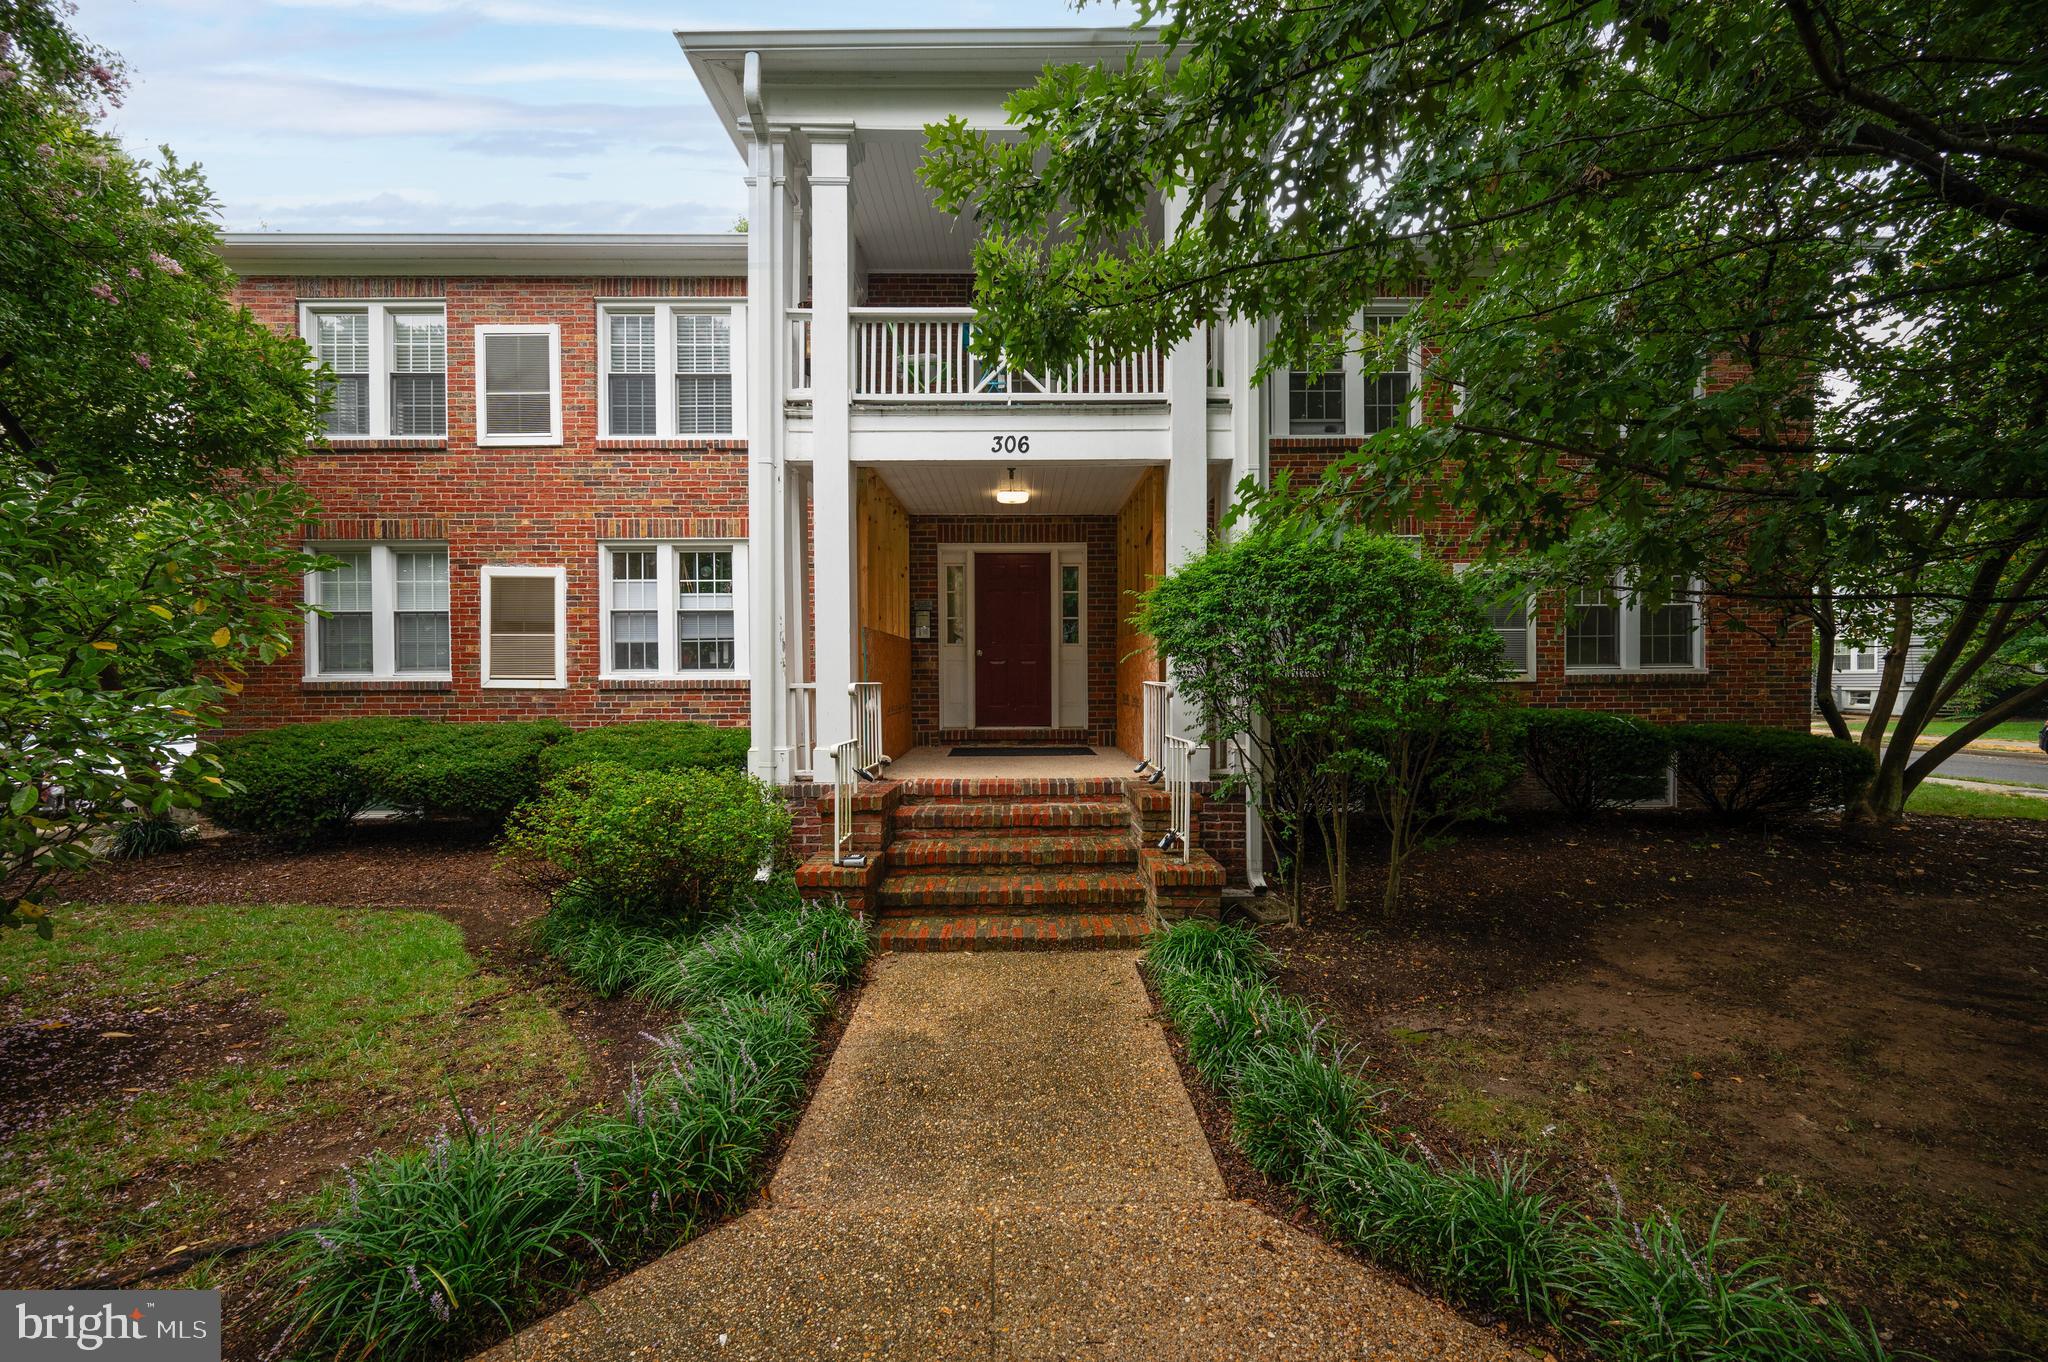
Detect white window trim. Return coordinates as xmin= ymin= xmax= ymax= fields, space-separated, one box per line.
xmin=1273 ymin=301 xmax=1425 ymax=437
xmin=595 ymin=301 xmax=747 ymax=441
xmin=475 ymin=323 xmax=563 ymax=447
xmin=479 ymin=565 xmax=568 ymax=689
xmin=1562 ymin=575 xmax=1708 ymax=675
xmin=302 ymin=543 xmax=452 ymax=682
xmin=1453 ymin=563 xmax=1535 ymax=681
xmin=299 ymin=301 xmax=448 ymax=440
xmin=596 ymin=541 xmax=750 ymax=681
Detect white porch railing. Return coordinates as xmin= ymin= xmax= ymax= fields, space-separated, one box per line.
xmin=1134 ymin=679 xmax=1173 ymax=782
xmin=850 ymin=681 xmax=889 ymax=779
xmin=1160 ymin=735 xmax=1196 ymax=863
xmin=1205 ymin=322 xmax=1226 ymax=393
xmin=848 ymin=308 xmax=1164 ymax=401
xmin=828 ymin=738 xmax=862 ymax=866
xmin=786 ymin=309 xmax=813 ymax=398
xmin=788 ymin=681 xmax=817 ymax=781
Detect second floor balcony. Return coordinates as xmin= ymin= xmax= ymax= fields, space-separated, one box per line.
xmin=788 ymin=307 xmax=1226 ymax=406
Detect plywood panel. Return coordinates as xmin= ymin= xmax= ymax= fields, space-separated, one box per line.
xmin=1115 ymin=467 xmax=1166 ymax=758
xmin=857 ymin=469 xmax=914 ymax=759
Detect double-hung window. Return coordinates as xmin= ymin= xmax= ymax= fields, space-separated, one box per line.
xmin=302 ymin=303 xmax=447 ymax=439
xmin=600 ymin=543 xmax=747 ymax=678
xmin=1832 ymin=643 xmax=1881 ymax=674
xmin=476 ymin=324 xmax=562 ymax=445
xmin=481 ymin=566 xmax=567 ymax=688
xmin=1564 ymin=575 xmax=1704 ymax=673
xmin=598 ymin=304 xmax=745 ymax=439
xmin=1279 ymin=305 xmax=1420 ymax=437
xmin=306 ymin=544 xmax=451 ymax=680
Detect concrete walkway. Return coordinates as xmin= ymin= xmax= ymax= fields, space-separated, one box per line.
xmin=482 ymin=952 xmax=1511 ymax=1361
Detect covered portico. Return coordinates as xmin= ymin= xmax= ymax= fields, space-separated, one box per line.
xmin=679 ymin=28 xmax=1267 ymax=793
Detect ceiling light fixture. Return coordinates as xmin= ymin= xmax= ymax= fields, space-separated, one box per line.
xmin=994 ymin=466 xmax=1031 ymax=506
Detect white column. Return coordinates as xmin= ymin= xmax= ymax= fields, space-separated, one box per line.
xmin=808 ymin=128 xmax=857 ymax=757
xmin=1162 ymin=188 xmax=1211 ymax=781
xmin=741 ymin=83 xmax=784 ymax=784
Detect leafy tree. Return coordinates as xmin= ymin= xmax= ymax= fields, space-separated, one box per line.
xmin=0 ymin=2 xmax=321 ymax=933
xmin=922 ymin=0 xmax=2048 ymax=823
xmin=1137 ymin=521 xmax=1516 ymax=915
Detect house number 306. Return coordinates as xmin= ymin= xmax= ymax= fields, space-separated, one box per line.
xmin=991 ymin=435 xmax=1030 ymax=454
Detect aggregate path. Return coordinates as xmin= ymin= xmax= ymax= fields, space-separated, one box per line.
xmin=480 ymin=951 xmax=1512 ymax=1361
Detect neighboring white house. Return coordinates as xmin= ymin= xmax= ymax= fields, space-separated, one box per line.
xmin=1829 ymin=639 xmax=1930 ymax=713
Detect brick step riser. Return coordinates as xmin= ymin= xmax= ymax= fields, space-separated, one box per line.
xmin=886 ymin=846 xmax=1139 ymax=870
xmin=877 ymin=890 xmax=1148 ymax=913
xmin=893 ymin=810 xmax=1132 ymax=833
xmin=878 ymin=915 xmax=1153 ymax=952
xmin=875 ymin=902 xmax=1145 ymax=920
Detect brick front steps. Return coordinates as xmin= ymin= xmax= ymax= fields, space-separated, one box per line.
xmin=876 ymin=914 xmax=1154 ymax=952
xmin=796 ymin=774 xmax=1223 ymax=950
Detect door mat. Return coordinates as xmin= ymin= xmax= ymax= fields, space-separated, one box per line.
xmin=948 ymin=746 xmax=1096 ymax=758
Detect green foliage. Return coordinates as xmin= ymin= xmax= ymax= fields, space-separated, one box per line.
xmin=106 ymin=813 xmax=192 ymax=861
xmin=282 ymin=899 xmax=868 ymax=1361
xmin=208 ymin=720 xmax=430 ymax=846
xmin=536 ymin=722 xmax=750 ymax=779
xmin=1666 ymin=726 xmax=1877 ymax=820
xmin=504 ymin=764 xmax=791 ymax=923
xmin=0 ymin=4 xmax=323 ymax=931
xmin=527 ymin=883 xmax=682 ymax=998
xmin=1138 ymin=519 xmax=1514 ymax=912
xmin=1522 ymin=710 xmax=1674 ymax=819
xmin=354 ymin=721 xmax=571 ymax=824
xmin=922 ymin=0 xmax=2048 ymax=823
xmin=1148 ymin=922 xmax=1890 ymax=1360
xmin=1144 ymin=919 xmax=1276 ymax=983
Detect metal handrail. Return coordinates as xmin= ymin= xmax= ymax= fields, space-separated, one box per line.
xmin=850 ymin=681 xmax=889 ymax=780
xmin=1160 ymin=736 xmax=1196 ymax=864
xmin=1134 ymin=680 xmax=1172 ymax=783
xmin=788 ymin=682 xmax=817 ymax=780
xmin=828 ymin=738 xmax=862 ymax=867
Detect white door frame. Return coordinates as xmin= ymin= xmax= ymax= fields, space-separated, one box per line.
xmin=938 ymin=541 xmax=1088 ymax=731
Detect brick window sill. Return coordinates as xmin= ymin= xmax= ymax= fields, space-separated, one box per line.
xmin=596 ymin=438 xmax=747 ymax=451
xmin=1559 ymin=669 xmax=1711 ymax=684
xmin=597 ymin=677 xmax=750 ymax=691
xmin=302 ymin=678 xmax=454 ymax=693
xmin=309 ymin=438 xmax=448 ymax=452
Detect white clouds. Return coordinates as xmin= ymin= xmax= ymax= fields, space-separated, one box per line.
xmin=263 ymin=0 xmax=678 ymax=32
xmin=448 ymin=59 xmax=692 ymax=85
xmin=233 ymin=189 xmax=736 ymax=232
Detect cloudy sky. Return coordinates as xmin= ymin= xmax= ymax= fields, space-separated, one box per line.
xmin=73 ymin=0 xmax=1136 ymax=233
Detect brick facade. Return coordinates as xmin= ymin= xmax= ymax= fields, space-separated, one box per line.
xmin=222 ymin=273 xmax=753 ymax=733
xmin=1266 ymin=438 xmax=1812 ymax=729
xmin=862 ymin=272 xmax=976 ymax=308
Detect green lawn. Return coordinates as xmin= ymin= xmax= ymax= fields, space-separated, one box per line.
xmin=1818 ymin=717 xmax=2044 ymax=744
xmin=1906 ymin=782 xmax=2048 ymax=820
xmin=0 ymin=902 xmax=589 ymax=1275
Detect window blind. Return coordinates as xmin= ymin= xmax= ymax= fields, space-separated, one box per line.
xmin=482 ymin=332 xmax=554 ymax=438
xmin=488 ymin=575 xmax=557 ymax=680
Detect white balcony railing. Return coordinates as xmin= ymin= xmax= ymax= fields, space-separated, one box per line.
xmin=787 ymin=309 xmax=813 ymax=398
xmin=849 ymin=309 xmax=1163 ymax=402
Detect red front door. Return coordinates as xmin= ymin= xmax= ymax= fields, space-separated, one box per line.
xmin=974 ymin=552 xmax=1052 ymax=727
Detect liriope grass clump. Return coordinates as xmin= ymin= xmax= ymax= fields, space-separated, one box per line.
xmin=1142 ymin=920 xmax=1892 ymax=1362
xmin=280 ymin=897 xmax=870 ymax=1361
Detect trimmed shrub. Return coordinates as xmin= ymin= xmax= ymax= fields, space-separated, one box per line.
xmin=353 ymin=720 xmax=571 ymax=824
xmin=536 ymin=722 xmax=750 ymax=779
xmin=1666 ymin=725 xmax=1877 ymax=819
xmin=504 ymin=763 xmax=791 ymax=922
xmin=1521 ymin=709 xmax=1673 ymax=818
xmin=209 ymin=718 xmax=429 ymax=845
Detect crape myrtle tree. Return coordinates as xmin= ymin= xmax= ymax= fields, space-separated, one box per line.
xmin=0 ymin=2 xmax=322 ymax=934
xmin=1136 ymin=523 xmax=1518 ymax=916
xmin=921 ymin=0 xmax=2048 ymax=823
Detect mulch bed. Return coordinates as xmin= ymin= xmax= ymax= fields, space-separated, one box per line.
xmin=1258 ymin=809 xmax=2048 ymax=1362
